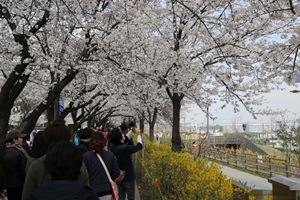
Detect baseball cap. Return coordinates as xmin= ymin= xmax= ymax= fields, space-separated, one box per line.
xmin=6 ymin=130 xmax=27 ymax=141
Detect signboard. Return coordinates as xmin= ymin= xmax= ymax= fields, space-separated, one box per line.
xmin=59 ymin=97 xmax=64 ymax=113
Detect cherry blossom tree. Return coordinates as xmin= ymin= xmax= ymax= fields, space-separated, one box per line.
xmin=121 ymin=77 xmax=169 ymax=141
xmin=0 ymin=0 xmax=52 ymax=186
xmin=111 ymin=0 xmax=300 ymax=151
xmin=0 ymin=2 xmax=143 ymax=184
xmin=0 ymin=0 xmax=137 ymax=135
xmin=1 ymin=1 xmax=299 ymax=157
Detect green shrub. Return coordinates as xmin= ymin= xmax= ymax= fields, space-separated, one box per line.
xmin=134 ymin=140 xmax=255 ymax=200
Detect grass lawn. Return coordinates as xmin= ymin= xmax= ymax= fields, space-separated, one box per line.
xmin=254 ymin=143 xmax=286 ymax=157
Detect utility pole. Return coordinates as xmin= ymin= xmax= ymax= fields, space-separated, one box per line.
xmin=213 ymin=118 xmax=215 ymax=148
xmin=206 ymin=106 xmax=210 ymax=148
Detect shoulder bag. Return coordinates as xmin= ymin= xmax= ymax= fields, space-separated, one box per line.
xmin=96 ymin=153 xmax=118 ymax=200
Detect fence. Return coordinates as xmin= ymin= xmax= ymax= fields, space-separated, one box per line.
xmin=201 ymin=148 xmax=300 ymax=178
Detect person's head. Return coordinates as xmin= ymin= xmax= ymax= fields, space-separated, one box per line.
xmin=44 ymin=142 xmax=82 ymax=180
xmin=90 ymin=131 xmax=107 ymax=154
xmin=120 ymin=123 xmax=127 ymax=132
xmin=129 ymin=122 xmax=137 ymax=128
xmin=44 ymin=121 xmax=72 ymax=145
xmin=79 ymin=127 xmax=93 ymax=143
xmin=6 ymin=130 xmax=26 ymax=145
xmin=51 ymin=119 xmax=65 ymax=125
xmin=109 ymin=128 xmax=124 ymax=145
xmin=31 ymin=131 xmax=48 ymax=158
xmin=21 ymin=131 xmax=30 ymax=141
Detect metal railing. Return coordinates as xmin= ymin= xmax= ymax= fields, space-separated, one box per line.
xmin=201 ymin=148 xmax=300 ymax=178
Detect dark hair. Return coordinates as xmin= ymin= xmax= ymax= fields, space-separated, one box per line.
xmin=44 ymin=123 xmax=71 ymax=145
xmin=6 ymin=138 xmax=13 ymax=143
xmin=22 ymin=131 xmax=30 ymax=141
xmin=51 ymin=119 xmax=65 ymax=125
xmin=90 ymin=132 xmax=106 ymax=154
xmin=31 ymin=131 xmax=48 ymax=158
xmin=44 ymin=142 xmax=82 ymax=180
xmin=129 ymin=122 xmax=136 ymax=128
xmin=109 ymin=128 xmax=123 ymax=145
xmin=120 ymin=123 xmax=127 ymax=131
xmin=80 ymin=127 xmax=93 ymax=140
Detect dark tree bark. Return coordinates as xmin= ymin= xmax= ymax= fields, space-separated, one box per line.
xmin=0 ymin=67 xmax=30 ymax=151
xmin=94 ymin=108 xmax=115 ymax=129
xmin=70 ymin=100 xmax=115 ymax=130
xmin=96 ymin=118 xmax=108 ymax=129
xmin=19 ymin=69 xmax=79 ymax=134
xmin=59 ymin=100 xmax=92 ymax=121
xmin=71 ymin=108 xmax=85 ymax=130
xmin=46 ymin=71 xmax=61 ymax=124
xmin=87 ymin=117 xmax=93 ymax=127
xmin=171 ymin=94 xmax=183 ymax=152
xmin=47 ymin=104 xmax=55 ymax=124
xmin=148 ymin=107 xmax=158 ymax=141
xmin=139 ymin=113 xmax=145 ymax=134
xmin=166 ymin=87 xmax=184 ymax=152
xmin=0 ymin=3 xmax=49 ymax=184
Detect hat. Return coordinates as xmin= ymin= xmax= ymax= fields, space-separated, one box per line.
xmin=80 ymin=128 xmax=92 ymax=143
xmin=6 ymin=130 xmax=27 ymax=141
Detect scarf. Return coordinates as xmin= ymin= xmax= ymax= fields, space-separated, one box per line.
xmin=6 ymin=142 xmax=31 ymax=159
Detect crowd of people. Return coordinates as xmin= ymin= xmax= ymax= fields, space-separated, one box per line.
xmin=1 ymin=120 xmax=143 ymax=200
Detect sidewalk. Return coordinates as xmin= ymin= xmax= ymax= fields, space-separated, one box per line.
xmin=116 ymin=181 xmax=141 ymax=200
xmin=135 ymin=181 xmax=141 ymax=200
xmin=220 ymin=165 xmax=272 ymax=198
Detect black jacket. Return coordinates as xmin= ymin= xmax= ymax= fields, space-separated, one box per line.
xmin=83 ymin=150 xmax=120 ymax=196
xmin=110 ymin=142 xmax=143 ymax=182
xmin=28 ymin=180 xmax=98 ymax=200
xmin=3 ymin=147 xmax=27 ymax=188
xmin=78 ymin=142 xmax=89 ymax=155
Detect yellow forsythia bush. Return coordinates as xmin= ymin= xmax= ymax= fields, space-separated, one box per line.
xmin=134 ymin=140 xmax=254 ymax=200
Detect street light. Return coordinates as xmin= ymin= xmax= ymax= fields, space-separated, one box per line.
xmin=206 ymin=106 xmax=210 ymax=148
xmin=212 ymin=118 xmax=215 ymax=148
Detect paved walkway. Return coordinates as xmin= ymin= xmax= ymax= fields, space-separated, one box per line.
xmin=220 ymin=164 xmax=273 ymax=199
xmin=135 ymin=181 xmax=141 ymax=200
xmin=220 ymin=165 xmax=272 ymax=191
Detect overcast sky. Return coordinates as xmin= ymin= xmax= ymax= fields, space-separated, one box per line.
xmin=185 ymin=84 xmax=300 ymax=126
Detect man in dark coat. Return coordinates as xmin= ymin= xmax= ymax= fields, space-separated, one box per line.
xmin=110 ymin=128 xmax=143 ymax=200
xmin=3 ymin=130 xmax=30 ymax=200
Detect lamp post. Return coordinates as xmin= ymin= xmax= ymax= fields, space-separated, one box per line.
xmin=206 ymin=106 xmax=210 ymax=148
xmin=289 ymin=90 xmax=300 ymax=122
xmin=183 ymin=116 xmax=186 ymax=132
xmin=213 ymin=118 xmax=215 ymax=148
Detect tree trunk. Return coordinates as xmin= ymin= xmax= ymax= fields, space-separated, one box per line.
xmin=90 ymin=118 xmax=95 ymax=128
xmin=148 ymin=107 xmax=158 ymax=141
xmin=47 ymin=105 xmax=54 ymax=124
xmin=87 ymin=118 xmax=92 ymax=127
xmin=171 ymin=93 xmax=183 ymax=152
xmin=0 ymin=110 xmax=11 ymax=188
xmin=0 ymin=67 xmax=30 ymax=185
xmin=53 ymin=97 xmax=60 ymax=121
xmin=0 ymin=67 xmax=30 ymax=187
xmin=139 ymin=114 xmax=145 ymax=134
xmin=19 ymin=69 xmax=79 ymax=134
xmin=0 ymin=7 xmax=49 ymax=182
xmin=101 ymin=118 xmax=109 ymax=129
